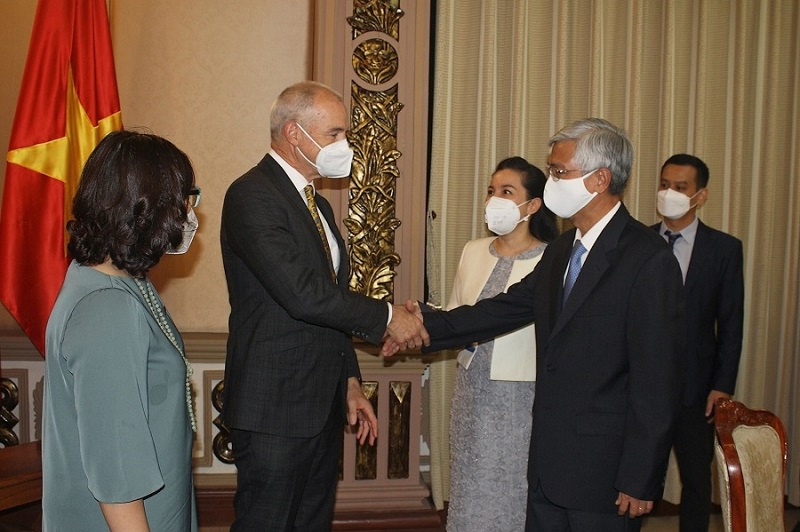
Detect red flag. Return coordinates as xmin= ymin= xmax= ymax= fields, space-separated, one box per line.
xmin=0 ymin=0 xmax=123 ymax=355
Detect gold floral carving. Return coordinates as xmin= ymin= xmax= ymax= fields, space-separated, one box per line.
xmin=346 ymin=0 xmax=404 ymax=300
xmin=353 ymin=39 xmax=398 ymax=85
xmin=347 ymin=0 xmax=403 ymax=40
xmin=345 ymin=83 xmax=403 ymax=300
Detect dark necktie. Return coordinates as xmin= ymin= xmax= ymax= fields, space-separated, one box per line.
xmin=664 ymin=230 xmax=681 ymax=249
xmin=303 ymin=185 xmax=336 ymax=281
xmin=563 ymin=239 xmax=586 ymax=306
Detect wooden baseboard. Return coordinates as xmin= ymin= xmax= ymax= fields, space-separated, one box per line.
xmin=196 ymin=482 xmax=442 ymax=530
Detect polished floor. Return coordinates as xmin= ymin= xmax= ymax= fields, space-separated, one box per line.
xmin=194 ymin=507 xmax=800 ymax=531
xmin=641 ymin=510 xmax=800 ymax=531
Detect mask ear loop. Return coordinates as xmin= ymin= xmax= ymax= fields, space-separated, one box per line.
xmin=296 ymin=123 xmax=323 ymax=150
xmin=293 ymin=123 xmax=322 ymax=171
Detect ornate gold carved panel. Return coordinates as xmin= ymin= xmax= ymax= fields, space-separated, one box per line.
xmin=344 ymin=0 xmax=405 ymax=301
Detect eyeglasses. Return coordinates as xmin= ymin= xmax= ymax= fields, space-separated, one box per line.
xmin=545 ymin=166 xmax=582 ymax=180
xmin=187 ymin=187 xmax=201 ymax=208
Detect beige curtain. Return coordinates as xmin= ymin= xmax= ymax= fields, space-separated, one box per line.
xmin=427 ymin=0 xmax=800 ymax=510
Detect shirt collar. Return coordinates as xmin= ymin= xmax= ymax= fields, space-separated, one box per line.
xmin=574 ymin=201 xmax=622 ymax=254
xmin=270 ymin=149 xmax=314 ymax=194
xmin=659 ymin=215 xmax=699 ymax=247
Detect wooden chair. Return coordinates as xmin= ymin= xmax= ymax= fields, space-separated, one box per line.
xmin=714 ymin=398 xmax=788 ymax=532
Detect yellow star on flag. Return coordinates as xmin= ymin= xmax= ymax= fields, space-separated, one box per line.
xmin=7 ymin=67 xmax=122 ymax=228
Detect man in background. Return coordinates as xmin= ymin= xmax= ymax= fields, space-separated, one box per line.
xmin=654 ymin=153 xmax=744 ymax=531
xmin=221 ymin=81 xmax=427 ymax=531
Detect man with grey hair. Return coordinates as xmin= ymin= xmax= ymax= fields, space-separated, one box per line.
xmin=388 ymin=118 xmax=684 ymax=530
xmin=222 ymin=81 xmax=428 ymax=530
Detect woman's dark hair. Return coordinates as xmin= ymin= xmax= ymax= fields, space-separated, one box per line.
xmin=67 ymin=130 xmax=195 ymax=277
xmin=494 ymin=156 xmax=559 ymax=242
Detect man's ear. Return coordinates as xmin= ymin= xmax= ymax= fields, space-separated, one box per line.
xmin=695 ymin=187 xmax=709 ymax=208
xmin=591 ymin=167 xmax=612 ymax=194
xmin=284 ymin=121 xmax=301 ymax=146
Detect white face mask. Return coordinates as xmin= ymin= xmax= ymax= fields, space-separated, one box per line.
xmin=543 ymin=169 xmax=598 ymax=218
xmin=296 ymin=123 xmax=354 ymax=178
xmin=657 ymin=188 xmax=702 ymax=219
xmin=166 ymin=206 xmax=198 ymax=255
xmin=484 ymin=196 xmax=531 ymax=235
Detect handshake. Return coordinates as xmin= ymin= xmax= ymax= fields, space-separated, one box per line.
xmin=383 ymin=300 xmax=430 ymax=357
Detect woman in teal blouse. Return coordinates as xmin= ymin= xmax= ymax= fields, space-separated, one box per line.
xmin=43 ymin=131 xmax=199 ymax=531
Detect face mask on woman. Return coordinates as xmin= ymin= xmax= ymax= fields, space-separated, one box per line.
xmin=657 ymin=188 xmax=702 ymax=219
xmin=296 ymin=123 xmax=354 ymax=178
xmin=543 ymin=169 xmax=598 ymax=218
xmin=166 ymin=206 xmax=198 ymax=255
xmin=484 ymin=196 xmax=531 ymax=235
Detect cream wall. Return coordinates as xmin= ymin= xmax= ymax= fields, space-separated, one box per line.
xmin=0 ymin=0 xmax=313 ymax=335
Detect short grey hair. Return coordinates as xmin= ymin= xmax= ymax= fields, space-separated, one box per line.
xmin=269 ymin=81 xmax=344 ymax=141
xmin=549 ymin=118 xmax=633 ymax=196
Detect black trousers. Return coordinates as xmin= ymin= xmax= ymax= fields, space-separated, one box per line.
xmin=525 ymin=480 xmax=643 ymax=532
xmin=674 ymin=402 xmax=716 ymax=532
xmin=230 ymin=402 xmax=343 ymax=532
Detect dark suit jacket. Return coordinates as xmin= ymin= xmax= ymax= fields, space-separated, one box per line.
xmin=423 ymin=205 xmax=685 ymax=512
xmin=220 ymin=154 xmax=388 ymax=437
xmin=652 ymin=220 xmax=744 ymax=406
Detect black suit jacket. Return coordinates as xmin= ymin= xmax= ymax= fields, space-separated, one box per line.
xmin=220 ymin=154 xmax=388 ymax=437
xmin=423 ymin=205 xmax=685 ymax=512
xmin=652 ymin=220 xmax=744 ymax=406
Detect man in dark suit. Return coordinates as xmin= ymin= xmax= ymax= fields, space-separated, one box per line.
xmin=653 ymin=154 xmax=744 ymax=531
xmin=221 ymin=81 xmax=428 ymax=531
xmin=386 ymin=118 xmax=685 ymax=531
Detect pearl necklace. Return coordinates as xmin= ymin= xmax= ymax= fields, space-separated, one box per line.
xmin=134 ymin=277 xmax=197 ymax=432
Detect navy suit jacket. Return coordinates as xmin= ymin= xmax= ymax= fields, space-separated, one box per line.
xmin=220 ymin=154 xmax=388 ymax=437
xmin=652 ymin=220 xmax=744 ymax=406
xmin=423 ymin=205 xmax=685 ymax=512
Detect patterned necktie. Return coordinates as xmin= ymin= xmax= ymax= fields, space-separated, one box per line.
xmin=664 ymin=230 xmax=682 ymax=249
xmin=562 ymin=239 xmax=586 ymax=306
xmin=303 ymin=185 xmax=336 ymax=281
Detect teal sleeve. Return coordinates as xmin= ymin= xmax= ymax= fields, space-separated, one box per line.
xmin=62 ymin=288 xmax=165 ymax=503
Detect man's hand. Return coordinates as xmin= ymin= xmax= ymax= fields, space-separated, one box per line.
xmin=615 ymin=492 xmax=653 ymax=518
xmin=706 ymin=390 xmax=731 ymax=422
xmin=346 ymin=377 xmax=378 ymax=445
xmin=405 ymin=299 xmax=423 ymax=320
xmin=383 ymin=299 xmax=429 ymax=357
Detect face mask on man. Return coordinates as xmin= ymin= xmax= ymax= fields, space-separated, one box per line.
xmin=484 ymin=196 xmax=531 ymax=235
xmin=296 ymin=123 xmax=354 ymax=178
xmin=657 ymin=188 xmax=702 ymax=219
xmin=543 ymin=169 xmax=598 ymax=218
xmin=166 ymin=206 xmax=198 ymax=255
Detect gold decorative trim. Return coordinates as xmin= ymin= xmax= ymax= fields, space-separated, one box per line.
xmin=348 ymin=0 xmax=403 ymax=40
xmin=344 ymin=0 xmax=406 ymax=300
xmin=211 ymin=376 xmax=234 ymax=464
xmin=353 ymin=39 xmax=398 ymax=84
xmin=387 ymin=380 xmax=410 ymax=479
xmin=355 ymin=381 xmax=378 ymax=479
xmin=0 ymin=377 xmax=20 ymax=446
xmin=346 ymin=82 xmax=403 ymax=300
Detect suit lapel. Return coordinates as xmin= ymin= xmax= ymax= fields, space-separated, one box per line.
xmin=684 ymin=220 xmax=709 ymax=292
xmin=262 ymin=156 xmax=340 ymax=279
xmin=548 ymin=206 xmax=630 ymax=341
